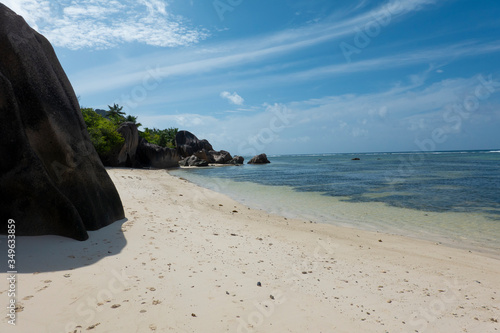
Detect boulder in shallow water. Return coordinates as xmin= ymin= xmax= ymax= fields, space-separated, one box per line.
xmin=0 ymin=4 xmax=125 ymax=240
xmin=248 ymin=153 xmax=271 ymax=164
xmin=228 ymin=155 xmax=245 ymax=165
xmin=209 ymin=150 xmax=233 ymax=164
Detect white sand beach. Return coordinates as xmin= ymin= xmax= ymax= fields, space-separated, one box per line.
xmin=1 ymin=168 xmax=499 ymax=333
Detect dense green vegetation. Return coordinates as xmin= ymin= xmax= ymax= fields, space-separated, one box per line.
xmin=81 ymin=105 xmax=178 ymax=157
xmin=140 ymin=127 xmax=178 ymax=149
xmin=81 ymin=107 xmax=124 ymax=156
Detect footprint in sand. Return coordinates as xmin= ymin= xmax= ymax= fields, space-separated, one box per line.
xmin=37 ymin=281 xmax=51 ymax=292
xmin=87 ymin=323 xmax=100 ymax=330
xmin=72 ymin=325 xmax=83 ymax=333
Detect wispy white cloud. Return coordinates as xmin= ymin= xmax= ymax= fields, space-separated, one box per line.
xmin=71 ymin=35 xmax=500 ymax=106
xmin=2 ymin=0 xmax=208 ymax=50
xmin=283 ymin=41 xmax=500 ymax=82
xmin=220 ymin=91 xmax=244 ymax=105
xmin=66 ymin=0 xmax=496 ymax=98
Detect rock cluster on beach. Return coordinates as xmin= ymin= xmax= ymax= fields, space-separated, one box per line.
xmin=0 ymin=4 xmax=124 ymax=240
xmin=174 ymin=130 xmax=271 ymax=167
xmin=176 ymin=130 xmax=245 ymax=167
xmin=102 ymin=128 xmax=250 ymax=168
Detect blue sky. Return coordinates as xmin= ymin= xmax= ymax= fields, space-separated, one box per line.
xmin=4 ymin=0 xmax=500 ymax=155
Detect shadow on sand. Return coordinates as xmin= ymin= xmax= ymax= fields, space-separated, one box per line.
xmin=0 ymin=218 xmax=128 ymax=273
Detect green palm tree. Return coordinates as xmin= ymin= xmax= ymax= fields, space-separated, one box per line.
xmin=125 ymin=115 xmax=142 ymax=128
xmin=106 ymin=103 xmax=125 ymax=118
xmin=106 ymin=103 xmax=126 ymax=125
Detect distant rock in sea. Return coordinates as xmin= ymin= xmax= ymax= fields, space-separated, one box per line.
xmin=248 ymin=154 xmax=271 ymax=164
xmin=0 ymin=4 xmax=125 ymax=240
xmin=352 ymin=158 xmax=361 ymax=161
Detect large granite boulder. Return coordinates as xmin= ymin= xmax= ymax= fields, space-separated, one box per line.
xmin=0 ymin=4 xmax=125 ymax=240
xmin=116 ymin=122 xmax=140 ymax=166
xmin=248 ymin=153 xmax=271 ymax=164
xmin=101 ymin=122 xmax=139 ymax=167
xmin=136 ymin=138 xmax=180 ymax=169
xmin=175 ymin=130 xmax=213 ymax=158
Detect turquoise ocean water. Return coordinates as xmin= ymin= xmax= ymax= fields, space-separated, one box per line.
xmin=170 ymin=150 xmax=500 ymax=257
